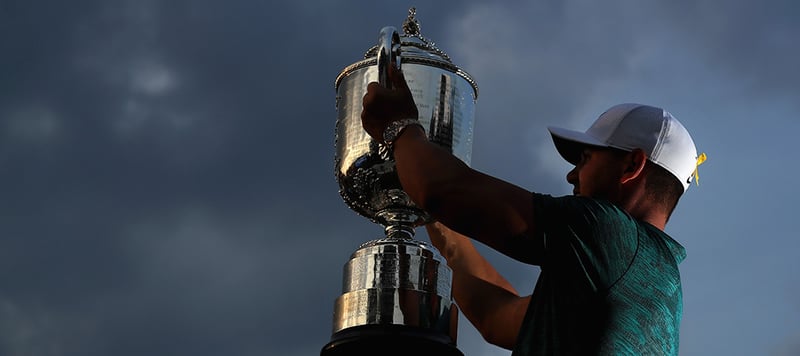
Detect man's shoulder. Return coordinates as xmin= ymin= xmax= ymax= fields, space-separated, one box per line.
xmin=532 ymin=193 xmax=633 ymax=224
xmin=638 ymin=223 xmax=687 ymax=264
xmin=531 ymin=193 xmax=640 ymax=259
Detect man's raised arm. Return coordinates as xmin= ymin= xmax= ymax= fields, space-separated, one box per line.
xmin=361 ymin=65 xmax=535 ymax=258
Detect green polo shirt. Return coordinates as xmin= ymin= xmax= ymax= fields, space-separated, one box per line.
xmin=511 ymin=193 xmax=686 ymax=355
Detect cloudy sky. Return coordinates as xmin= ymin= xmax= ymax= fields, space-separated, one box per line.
xmin=1 ymin=1 xmax=798 ymax=355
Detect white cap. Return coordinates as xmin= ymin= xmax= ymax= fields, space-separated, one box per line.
xmin=548 ymin=103 xmax=699 ymax=191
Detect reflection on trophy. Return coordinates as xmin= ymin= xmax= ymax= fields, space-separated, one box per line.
xmin=321 ymin=8 xmax=477 ymax=356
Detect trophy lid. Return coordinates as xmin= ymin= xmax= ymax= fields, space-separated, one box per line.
xmin=363 ymin=8 xmax=451 ymax=63
xmin=336 ymin=7 xmax=478 ymax=99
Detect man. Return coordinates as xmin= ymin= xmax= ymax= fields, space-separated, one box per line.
xmin=361 ymin=65 xmax=704 ymax=355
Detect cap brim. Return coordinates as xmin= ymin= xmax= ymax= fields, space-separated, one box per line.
xmin=547 ymin=126 xmax=609 ymax=165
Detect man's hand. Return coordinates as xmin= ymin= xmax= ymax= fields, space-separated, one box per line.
xmin=361 ymin=64 xmax=419 ymax=142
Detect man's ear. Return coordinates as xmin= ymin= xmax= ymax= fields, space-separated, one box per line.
xmin=621 ymin=149 xmax=647 ymax=184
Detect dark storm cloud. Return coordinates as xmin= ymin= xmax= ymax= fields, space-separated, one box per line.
xmin=656 ymin=0 xmax=800 ymax=97
xmin=0 ymin=1 xmax=354 ymax=354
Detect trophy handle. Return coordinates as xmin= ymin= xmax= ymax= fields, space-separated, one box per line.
xmin=377 ymin=26 xmax=402 ymax=88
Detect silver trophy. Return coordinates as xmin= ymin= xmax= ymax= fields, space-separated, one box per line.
xmin=322 ymin=8 xmax=477 ymax=356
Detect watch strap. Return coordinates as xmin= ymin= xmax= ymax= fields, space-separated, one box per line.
xmin=382 ymin=119 xmax=424 ymax=145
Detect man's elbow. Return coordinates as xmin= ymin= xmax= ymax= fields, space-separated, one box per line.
xmin=406 ymin=177 xmax=450 ymax=215
xmin=478 ymin=322 xmax=516 ymax=351
xmin=474 ymin=296 xmax=529 ymax=351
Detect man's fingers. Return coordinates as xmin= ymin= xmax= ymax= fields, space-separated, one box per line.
xmin=364 ymin=81 xmax=382 ymax=97
xmin=388 ymin=64 xmax=411 ymax=93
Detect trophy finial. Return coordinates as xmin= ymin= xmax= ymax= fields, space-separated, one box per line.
xmin=402 ymin=7 xmax=420 ymax=36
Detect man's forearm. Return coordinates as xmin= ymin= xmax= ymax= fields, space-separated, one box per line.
xmin=392 ymin=126 xmax=535 ymax=256
xmin=425 ymin=223 xmax=528 ymax=349
xmin=426 ymin=223 xmax=518 ymax=295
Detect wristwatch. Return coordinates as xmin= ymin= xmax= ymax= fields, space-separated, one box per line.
xmin=382 ymin=119 xmax=424 ymax=146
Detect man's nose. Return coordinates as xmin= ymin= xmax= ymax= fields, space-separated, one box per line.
xmin=566 ymin=167 xmax=578 ymax=184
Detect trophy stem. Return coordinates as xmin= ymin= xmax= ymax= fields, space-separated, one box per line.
xmin=376 ymin=209 xmax=419 ymax=239
xmin=384 ymin=224 xmax=414 ymax=239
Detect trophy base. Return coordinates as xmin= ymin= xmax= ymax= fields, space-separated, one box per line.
xmin=320 ymin=324 xmax=463 ymax=356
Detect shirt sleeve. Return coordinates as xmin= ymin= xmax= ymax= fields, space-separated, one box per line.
xmin=508 ymin=193 xmax=639 ymax=292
